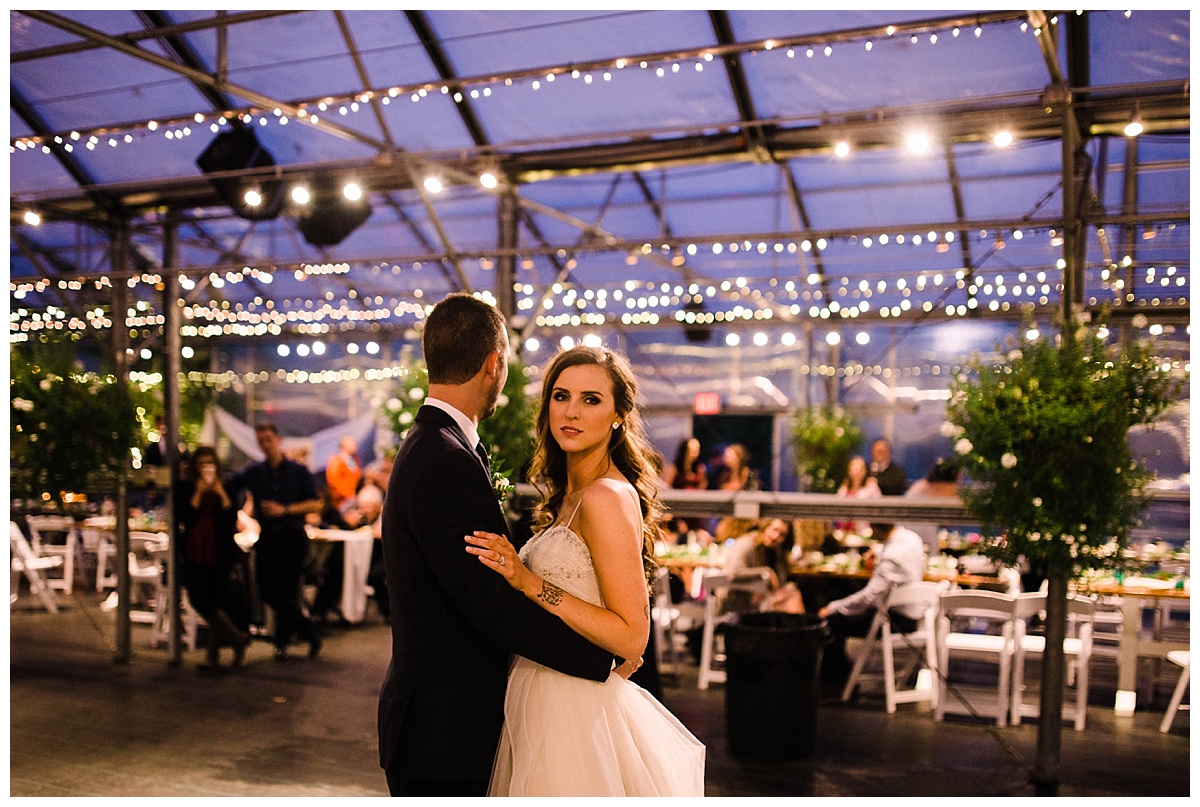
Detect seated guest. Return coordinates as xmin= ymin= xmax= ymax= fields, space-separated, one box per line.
xmin=817 ymin=522 xmax=927 ymax=681
xmin=904 ymin=457 xmax=961 ymax=556
xmin=325 ymin=435 xmax=362 ymax=511
xmin=836 ymin=455 xmax=882 ymax=537
xmin=355 ymin=483 xmax=390 ymax=622
xmin=309 ymin=488 xmax=355 ymax=623
xmin=720 ymin=517 xmax=804 ymax=614
xmin=868 ymin=438 xmax=908 ymax=496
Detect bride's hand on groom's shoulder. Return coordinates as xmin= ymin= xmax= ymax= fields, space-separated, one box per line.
xmin=465 ymin=530 xmax=529 ymax=590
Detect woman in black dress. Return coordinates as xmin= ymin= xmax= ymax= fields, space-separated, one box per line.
xmin=180 ymin=445 xmax=250 ymax=669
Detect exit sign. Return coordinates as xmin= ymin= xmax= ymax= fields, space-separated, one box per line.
xmin=693 ymin=392 xmax=721 ymax=415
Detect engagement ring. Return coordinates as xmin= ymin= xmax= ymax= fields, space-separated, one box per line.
xmin=499 ymin=556 xmax=506 ymax=566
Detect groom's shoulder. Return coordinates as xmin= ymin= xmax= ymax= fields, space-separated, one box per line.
xmin=395 ymin=418 xmax=468 ymax=462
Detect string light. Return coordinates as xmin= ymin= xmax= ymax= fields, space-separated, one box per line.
xmin=10 ymin=13 xmax=1043 ymax=155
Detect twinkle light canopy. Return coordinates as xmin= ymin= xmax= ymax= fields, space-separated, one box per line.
xmin=8 ymin=9 xmax=1190 ymax=361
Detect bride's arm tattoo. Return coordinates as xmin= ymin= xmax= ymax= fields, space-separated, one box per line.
xmin=537 ymin=580 xmax=565 ymax=606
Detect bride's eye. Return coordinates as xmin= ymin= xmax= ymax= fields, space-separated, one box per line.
xmin=552 ymin=390 xmax=570 ymax=402
xmin=583 ymin=395 xmax=601 ymax=405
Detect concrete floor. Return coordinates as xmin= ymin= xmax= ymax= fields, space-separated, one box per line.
xmin=8 ymin=591 xmax=1192 ymax=798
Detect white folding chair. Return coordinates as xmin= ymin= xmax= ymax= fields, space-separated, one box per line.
xmin=126 ymin=532 xmax=198 ymax=650
xmin=1159 ymin=650 xmax=1190 ymax=733
xmin=10 ymin=521 xmax=63 ymax=613
xmin=82 ymin=525 xmax=119 ymax=591
xmin=25 ymin=514 xmax=79 ymax=595
xmin=934 ymin=590 xmax=1044 ymax=726
xmin=651 ymin=567 xmax=681 ymax=676
xmin=1011 ymin=595 xmax=1095 ymax=730
xmin=128 ymin=532 xmax=169 ymax=622
xmin=842 ymin=580 xmax=950 ymax=713
xmin=697 ymin=570 xmax=771 ymax=690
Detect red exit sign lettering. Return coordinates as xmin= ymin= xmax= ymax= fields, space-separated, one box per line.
xmin=693 ymin=392 xmax=721 ymax=415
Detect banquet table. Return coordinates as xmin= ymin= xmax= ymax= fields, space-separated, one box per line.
xmin=307 ymin=526 xmax=376 ymax=624
xmin=1071 ymin=577 xmax=1191 ymax=715
xmin=80 ymin=515 xmax=170 ymax=534
xmin=79 ymin=515 xmax=170 ymax=591
xmin=654 ymin=551 xmax=1009 ymax=604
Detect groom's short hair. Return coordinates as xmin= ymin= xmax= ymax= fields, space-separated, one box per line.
xmin=424 ymin=293 xmax=507 ymax=384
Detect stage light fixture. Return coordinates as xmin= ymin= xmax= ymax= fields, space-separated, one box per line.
xmin=196 ymin=125 xmax=284 ymax=220
xmin=297 ymin=178 xmax=373 ymax=247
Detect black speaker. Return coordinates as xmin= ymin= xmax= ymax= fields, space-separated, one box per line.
xmin=196 ymin=126 xmax=285 ymax=220
xmin=683 ymin=297 xmax=712 ymax=343
xmin=297 ymin=184 xmax=372 ymax=247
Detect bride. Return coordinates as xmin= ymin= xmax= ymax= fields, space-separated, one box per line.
xmin=465 ymin=346 xmax=705 ymax=797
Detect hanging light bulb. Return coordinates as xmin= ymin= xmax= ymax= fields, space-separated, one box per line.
xmin=834 ymin=140 xmax=851 ymax=158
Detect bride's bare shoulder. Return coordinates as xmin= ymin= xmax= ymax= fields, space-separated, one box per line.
xmin=578 ymin=477 xmax=639 ymax=522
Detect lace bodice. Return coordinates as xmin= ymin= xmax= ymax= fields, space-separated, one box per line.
xmin=519 ymin=525 xmax=604 ymax=608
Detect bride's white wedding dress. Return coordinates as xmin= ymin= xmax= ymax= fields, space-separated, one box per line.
xmin=488 ymin=521 xmax=706 ymax=796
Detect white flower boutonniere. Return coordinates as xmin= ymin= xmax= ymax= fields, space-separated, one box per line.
xmin=489 ymin=450 xmax=515 ymax=503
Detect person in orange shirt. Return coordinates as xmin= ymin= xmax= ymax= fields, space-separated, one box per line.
xmin=326 ymin=435 xmax=362 ymax=510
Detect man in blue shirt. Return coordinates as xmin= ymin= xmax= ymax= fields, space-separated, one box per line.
xmin=230 ymin=422 xmax=323 ymax=660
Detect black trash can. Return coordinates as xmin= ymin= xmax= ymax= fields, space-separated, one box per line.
xmin=721 ymin=611 xmax=830 ymax=760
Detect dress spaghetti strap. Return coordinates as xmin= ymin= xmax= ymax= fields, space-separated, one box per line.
xmin=563 ymin=495 xmax=586 ymax=529
xmin=564 ymin=479 xmax=644 ymax=541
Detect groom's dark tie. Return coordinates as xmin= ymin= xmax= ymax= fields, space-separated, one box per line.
xmin=474 ymin=442 xmax=491 ymax=473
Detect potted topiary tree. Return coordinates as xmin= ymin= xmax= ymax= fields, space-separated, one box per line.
xmin=10 ymin=333 xmax=145 ymax=512
xmin=945 ymin=315 xmax=1182 ymax=793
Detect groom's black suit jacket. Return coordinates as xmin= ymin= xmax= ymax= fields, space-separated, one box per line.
xmin=378 ymin=405 xmax=613 ymax=781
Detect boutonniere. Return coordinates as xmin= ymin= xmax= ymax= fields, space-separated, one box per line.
xmin=489 ymin=451 xmax=515 ymax=503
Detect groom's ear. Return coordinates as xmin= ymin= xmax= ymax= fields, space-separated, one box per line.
xmin=485 ymin=349 xmax=505 ymax=377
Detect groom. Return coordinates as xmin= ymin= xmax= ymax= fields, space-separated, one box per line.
xmin=378 ymin=293 xmax=623 ymax=797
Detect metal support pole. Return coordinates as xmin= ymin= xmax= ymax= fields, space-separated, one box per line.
xmin=803 ymin=323 xmax=815 ymax=408
xmin=1120 ymin=137 xmax=1140 ymax=317
xmin=111 ymin=219 xmax=132 ymax=664
xmin=496 ymin=188 xmax=518 ymax=326
xmin=1060 ymin=105 xmax=1081 ymax=325
xmin=885 ymin=325 xmax=897 ymax=444
xmin=162 ymin=214 xmax=183 ymax=667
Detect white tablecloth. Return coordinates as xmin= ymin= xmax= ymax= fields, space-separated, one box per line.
xmin=308 ymin=527 xmax=376 ymax=623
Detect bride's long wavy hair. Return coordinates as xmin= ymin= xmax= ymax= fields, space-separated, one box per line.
xmin=527 ymin=346 xmax=663 ymax=591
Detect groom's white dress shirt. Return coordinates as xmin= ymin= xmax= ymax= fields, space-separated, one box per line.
xmin=424 ymin=396 xmax=482 ymax=451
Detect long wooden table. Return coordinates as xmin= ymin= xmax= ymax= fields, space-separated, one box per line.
xmin=1071 ymin=579 xmax=1190 ymax=715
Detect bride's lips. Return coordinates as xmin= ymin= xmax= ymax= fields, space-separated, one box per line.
xmin=560 ymin=426 xmax=582 ymax=437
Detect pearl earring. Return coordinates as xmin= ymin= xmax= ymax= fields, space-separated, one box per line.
xmin=612 ymin=422 xmax=620 ymax=430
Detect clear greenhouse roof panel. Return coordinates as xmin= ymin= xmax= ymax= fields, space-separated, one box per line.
xmin=8 ymin=9 xmax=1190 ymax=350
